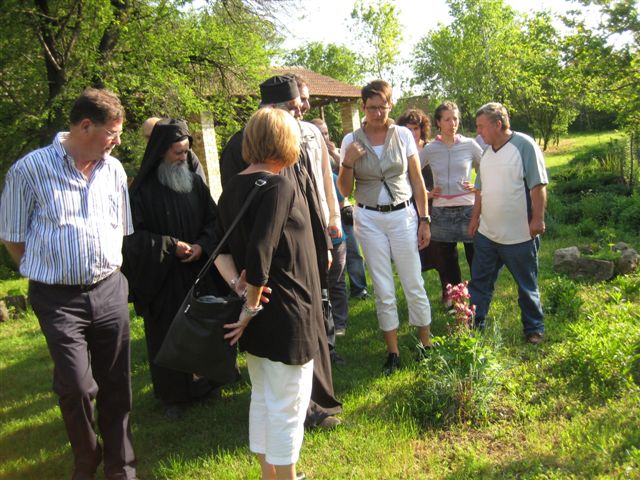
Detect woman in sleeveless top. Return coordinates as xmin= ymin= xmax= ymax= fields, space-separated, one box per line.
xmin=336 ymin=80 xmax=433 ymax=376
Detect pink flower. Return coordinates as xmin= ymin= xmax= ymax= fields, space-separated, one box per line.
xmin=445 ymin=281 xmax=474 ymax=329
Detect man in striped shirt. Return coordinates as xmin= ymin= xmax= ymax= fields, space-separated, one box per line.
xmin=0 ymin=88 xmax=137 ymax=480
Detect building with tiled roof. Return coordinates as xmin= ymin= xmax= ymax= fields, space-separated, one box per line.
xmin=193 ymin=66 xmax=363 ymax=200
xmin=271 ymin=66 xmax=362 ymax=107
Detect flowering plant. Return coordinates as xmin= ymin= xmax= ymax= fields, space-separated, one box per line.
xmin=445 ymin=282 xmax=476 ymax=329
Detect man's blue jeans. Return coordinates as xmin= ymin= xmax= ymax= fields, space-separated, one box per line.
xmin=344 ymin=223 xmax=367 ymax=296
xmin=469 ymin=232 xmax=544 ymax=336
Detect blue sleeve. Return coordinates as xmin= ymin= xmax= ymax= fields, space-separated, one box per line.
xmin=513 ymin=134 xmax=548 ymax=188
xmin=0 ymin=164 xmax=33 ymax=242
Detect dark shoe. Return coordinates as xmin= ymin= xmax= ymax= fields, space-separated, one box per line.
xmin=351 ymin=289 xmax=369 ymax=300
xmin=330 ymin=350 xmax=347 ymax=366
xmin=165 ymin=404 xmax=185 ymax=420
xmin=526 ymin=332 xmax=544 ymax=345
xmin=383 ymin=352 xmax=400 ymax=375
xmin=317 ymin=415 xmax=341 ymax=429
xmin=335 ymin=327 xmax=346 ymax=337
xmin=190 ymin=377 xmax=218 ymax=402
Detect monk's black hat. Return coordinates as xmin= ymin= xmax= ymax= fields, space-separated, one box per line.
xmin=260 ymin=75 xmax=299 ymax=104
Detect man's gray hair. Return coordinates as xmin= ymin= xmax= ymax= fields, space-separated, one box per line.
xmin=259 ymin=101 xmax=292 ymax=110
xmin=476 ymin=102 xmax=510 ymax=130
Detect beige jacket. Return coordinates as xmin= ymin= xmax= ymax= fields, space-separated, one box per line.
xmin=301 ymin=121 xmax=342 ymax=232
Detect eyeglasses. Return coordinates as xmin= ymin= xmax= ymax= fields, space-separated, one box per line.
xmin=103 ymin=127 xmax=123 ymax=140
xmin=365 ymin=105 xmax=390 ymax=113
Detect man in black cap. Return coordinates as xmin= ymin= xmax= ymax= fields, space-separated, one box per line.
xmin=219 ymin=75 xmax=343 ymax=429
xmin=123 ymin=119 xmax=223 ymax=419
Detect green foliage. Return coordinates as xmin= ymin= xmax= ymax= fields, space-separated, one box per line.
xmin=284 ymin=41 xmax=364 ymax=140
xmin=544 ymin=277 xmax=583 ymax=320
xmin=349 ymin=0 xmax=402 ymax=81
xmin=610 ymin=273 xmax=640 ymax=303
xmin=618 ymin=193 xmax=640 ymax=233
xmin=399 ymin=331 xmax=502 ymax=428
xmin=0 ymin=0 xmax=279 ymax=177
xmin=0 ymin=245 xmax=18 ymax=281
xmin=284 ymin=42 xmax=364 ymax=85
xmin=563 ymin=1 xmax=640 ymax=131
xmin=412 ymin=0 xmax=520 ymax=128
xmin=546 ymin=306 xmax=640 ymax=400
xmin=507 ymin=11 xmax=578 ymax=150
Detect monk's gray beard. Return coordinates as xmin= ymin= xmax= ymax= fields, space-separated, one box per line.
xmin=157 ymin=160 xmax=193 ymax=193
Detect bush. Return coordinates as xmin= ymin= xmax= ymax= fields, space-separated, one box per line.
xmin=547 ymin=306 xmax=640 ymax=400
xmin=618 ymin=195 xmax=640 ymax=234
xmin=0 ymin=244 xmax=18 ymax=280
xmin=398 ymin=331 xmax=502 ymax=428
xmin=544 ymin=276 xmax=583 ymax=321
xmin=576 ymin=218 xmax=599 ymax=237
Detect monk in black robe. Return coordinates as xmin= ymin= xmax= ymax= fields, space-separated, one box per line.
xmin=219 ymin=75 xmax=342 ymax=428
xmin=123 ymin=119 xmax=222 ymax=418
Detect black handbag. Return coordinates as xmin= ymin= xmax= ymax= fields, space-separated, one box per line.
xmin=154 ymin=178 xmax=266 ymax=384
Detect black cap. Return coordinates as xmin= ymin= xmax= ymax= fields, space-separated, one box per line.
xmin=260 ymin=75 xmax=299 ymax=104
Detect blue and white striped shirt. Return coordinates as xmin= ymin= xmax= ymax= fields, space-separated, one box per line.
xmin=0 ymin=132 xmax=133 ymax=285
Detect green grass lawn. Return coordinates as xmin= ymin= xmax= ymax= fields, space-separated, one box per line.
xmin=543 ymin=130 xmax=625 ymax=173
xmin=1 ymin=131 xmax=639 ymax=479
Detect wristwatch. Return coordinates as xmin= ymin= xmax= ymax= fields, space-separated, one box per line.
xmin=419 ymin=215 xmax=431 ymax=224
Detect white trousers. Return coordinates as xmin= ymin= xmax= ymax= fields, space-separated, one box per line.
xmin=246 ymin=353 xmax=314 ymax=466
xmin=354 ymin=205 xmax=431 ymax=331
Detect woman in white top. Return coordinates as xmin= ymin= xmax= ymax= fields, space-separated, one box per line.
xmin=337 ymin=80 xmax=432 ymax=375
xmin=419 ymin=101 xmax=483 ymax=305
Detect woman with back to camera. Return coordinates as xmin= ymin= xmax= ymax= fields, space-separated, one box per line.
xmin=214 ymin=108 xmax=320 ymax=480
xmin=337 ymin=80 xmax=432 ymax=376
xmin=419 ymin=101 xmax=483 ymax=306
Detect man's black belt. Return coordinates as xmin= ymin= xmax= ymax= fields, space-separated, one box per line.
xmin=357 ymin=200 xmax=411 ymax=213
xmin=31 ymin=270 xmax=118 ymax=292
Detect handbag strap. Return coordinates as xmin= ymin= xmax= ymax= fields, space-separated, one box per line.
xmin=193 ymin=177 xmax=267 ymax=289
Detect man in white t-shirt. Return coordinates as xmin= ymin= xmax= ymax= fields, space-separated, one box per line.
xmin=468 ymin=102 xmax=548 ymax=344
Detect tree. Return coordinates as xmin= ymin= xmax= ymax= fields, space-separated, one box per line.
xmin=284 ymin=41 xmax=364 ymax=141
xmin=349 ymin=0 xmax=402 ymax=81
xmin=412 ymin=0 xmax=581 ymax=149
xmin=0 ymin=0 xmax=280 ymax=178
xmin=285 ymin=41 xmax=364 ymax=85
xmin=508 ymin=12 xmax=578 ymax=150
xmin=412 ymin=0 xmax=520 ymax=128
xmin=564 ymin=0 xmax=639 ymax=128
xmin=563 ymin=0 xmax=639 ymax=185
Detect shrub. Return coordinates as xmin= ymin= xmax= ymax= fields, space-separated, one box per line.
xmin=547 ymin=306 xmax=640 ymax=400
xmin=0 ymin=245 xmax=18 ymax=281
xmin=544 ymin=276 xmax=583 ymax=321
xmin=399 ymin=331 xmax=502 ymax=428
xmin=576 ymin=218 xmax=598 ymax=237
xmin=618 ymin=195 xmax=640 ymax=234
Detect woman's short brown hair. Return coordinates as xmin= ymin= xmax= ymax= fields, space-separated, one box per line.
xmin=242 ymin=108 xmax=301 ymax=167
xmin=361 ymin=80 xmax=393 ymax=105
xmin=396 ymin=108 xmax=432 ymax=142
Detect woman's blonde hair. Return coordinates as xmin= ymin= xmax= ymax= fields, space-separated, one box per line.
xmin=242 ymin=108 xmax=301 ymax=167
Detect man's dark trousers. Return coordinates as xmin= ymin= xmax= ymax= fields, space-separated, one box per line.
xmin=28 ymin=271 xmax=136 ymax=480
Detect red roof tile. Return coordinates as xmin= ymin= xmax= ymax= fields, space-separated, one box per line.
xmin=271 ymin=66 xmax=361 ymax=101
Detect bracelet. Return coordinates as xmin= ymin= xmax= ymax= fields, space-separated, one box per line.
xmin=341 ymin=163 xmax=354 ymax=170
xmin=242 ymin=302 xmax=263 ymax=317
